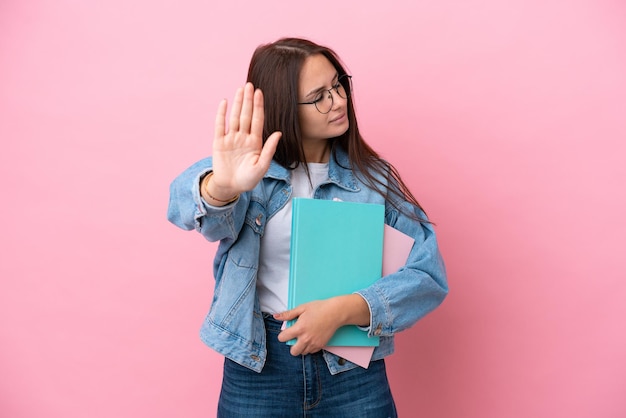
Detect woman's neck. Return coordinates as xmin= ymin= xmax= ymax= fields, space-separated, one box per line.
xmin=302 ymin=141 xmax=331 ymax=163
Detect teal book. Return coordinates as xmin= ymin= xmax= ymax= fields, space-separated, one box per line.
xmin=287 ymin=198 xmax=384 ymax=347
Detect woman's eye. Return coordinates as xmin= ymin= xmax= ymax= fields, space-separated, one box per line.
xmin=313 ymin=93 xmax=324 ymax=103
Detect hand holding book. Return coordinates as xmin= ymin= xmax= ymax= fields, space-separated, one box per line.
xmin=275 ymin=294 xmax=370 ymax=356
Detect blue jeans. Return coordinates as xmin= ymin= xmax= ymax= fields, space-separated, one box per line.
xmin=217 ymin=315 xmax=397 ymax=417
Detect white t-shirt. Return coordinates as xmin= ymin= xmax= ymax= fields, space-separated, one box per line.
xmin=256 ymin=162 xmax=329 ymax=313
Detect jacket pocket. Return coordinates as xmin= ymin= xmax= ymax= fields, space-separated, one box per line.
xmin=210 ymin=255 xmax=258 ymax=330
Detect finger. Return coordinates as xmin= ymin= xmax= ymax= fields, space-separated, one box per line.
xmin=285 ymin=331 xmax=306 ymax=356
xmin=228 ymin=87 xmax=244 ymax=132
xmin=214 ymin=99 xmax=227 ymax=139
xmin=290 ymin=344 xmax=304 ymax=356
xmin=250 ymin=88 xmax=265 ymax=137
xmin=277 ymin=327 xmax=295 ymax=343
xmin=258 ymin=131 xmax=282 ymax=169
xmin=274 ymin=305 xmax=300 ymax=322
xmin=239 ymin=83 xmax=254 ymax=133
xmin=290 ymin=340 xmax=320 ymax=357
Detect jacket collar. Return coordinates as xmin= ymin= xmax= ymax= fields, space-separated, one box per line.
xmin=265 ymin=146 xmax=359 ymax=192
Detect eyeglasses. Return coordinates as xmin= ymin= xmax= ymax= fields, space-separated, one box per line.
xmin=297 ymin=74 xmax=352 ymax=114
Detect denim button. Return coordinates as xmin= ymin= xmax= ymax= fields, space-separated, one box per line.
xmin=373 ymin=324 xmax=382 ymax=336
xmin=337 ymin=357 xmax=346 ymax=366
xmin=250 ymin=355 xmax=260 ymax=362
xmin=255 ymin=214 xmax=263 ymax=226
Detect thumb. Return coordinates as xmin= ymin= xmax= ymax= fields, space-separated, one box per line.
xmin=258 ymin=131 xmax=282 ymax=168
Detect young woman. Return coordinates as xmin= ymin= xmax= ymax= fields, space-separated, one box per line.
xmin=167 ymin=37 xmax=448 ymax=417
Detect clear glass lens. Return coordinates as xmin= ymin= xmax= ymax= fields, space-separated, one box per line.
xmin=337 ymin=74 xmax=352 ymax=99
xmin=314 ymin=75 xmax=352 ymax=114
xmin=315 ymin=93 xmax=333 ymax=114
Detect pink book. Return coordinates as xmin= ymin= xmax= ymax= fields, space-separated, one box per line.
xmin=324 ymin=224 xmax=415 ymax=368
xmin=381 ymin=224 xmax=415 ymax=276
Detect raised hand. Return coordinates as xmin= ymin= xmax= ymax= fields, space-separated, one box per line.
xmin=207 ymin=82 xmax=282 ymax=201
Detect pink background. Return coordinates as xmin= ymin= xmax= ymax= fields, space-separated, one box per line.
xmin=2 ymin=0 xmax=625 ymax=417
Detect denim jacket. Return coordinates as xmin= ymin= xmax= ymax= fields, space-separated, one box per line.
xmin=167 ymin=147 xmax=448 ymax=375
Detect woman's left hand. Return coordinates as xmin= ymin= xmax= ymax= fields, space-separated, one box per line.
xmin=275 ymin=294 xmax=371 ymax=356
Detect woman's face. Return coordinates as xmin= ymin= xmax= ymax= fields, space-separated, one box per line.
xmin=297 ymin=54 xmax=349 ymax=161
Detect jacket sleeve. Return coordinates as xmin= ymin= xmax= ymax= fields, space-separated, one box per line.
xmin=166 ymin=157 xmax=248 ymax=242
xmin=356 ymin=200 xmax=448 ymax=338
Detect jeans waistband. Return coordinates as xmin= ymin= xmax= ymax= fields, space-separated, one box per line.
xmin=262 ymin=312 xmax=284 ymax=332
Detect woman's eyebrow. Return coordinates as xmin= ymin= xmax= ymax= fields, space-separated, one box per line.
xmin=304 ymin=73 xmax=339 ymax=99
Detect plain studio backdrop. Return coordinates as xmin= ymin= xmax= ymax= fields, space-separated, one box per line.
xmin=1 ymin=1 xmax=625 ymax=417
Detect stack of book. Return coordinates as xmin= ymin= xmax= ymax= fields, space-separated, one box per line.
xmin=286 ymin=198 xmax=414 ymax=367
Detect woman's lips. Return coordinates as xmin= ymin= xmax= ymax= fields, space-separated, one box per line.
xmin=330 ymin=113 xmax=346 ymax=123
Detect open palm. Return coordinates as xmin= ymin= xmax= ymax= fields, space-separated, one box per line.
xmin=210 ymin=82 xmax=282 ymax=197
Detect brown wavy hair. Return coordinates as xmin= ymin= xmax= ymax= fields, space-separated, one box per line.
xmin=246 ymin=37 xmax=426 ymax=218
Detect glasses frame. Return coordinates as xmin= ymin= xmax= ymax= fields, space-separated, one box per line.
xmin=297 ymin=74 xmax=352 ymax=114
